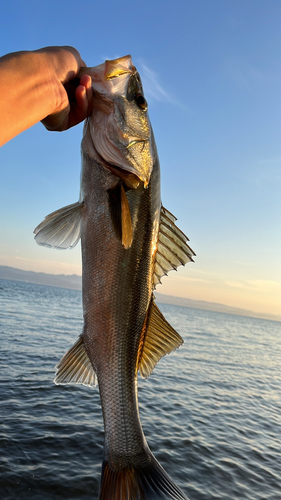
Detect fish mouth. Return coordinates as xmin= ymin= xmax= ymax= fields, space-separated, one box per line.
xmin=79 ymin=55 xmax=135 ymax=98
xmin=104 ymin=55 xmax=136 ymax=81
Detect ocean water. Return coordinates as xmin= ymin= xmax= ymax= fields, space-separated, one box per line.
xmin=0 ymin=278 xmax=280 ymax=500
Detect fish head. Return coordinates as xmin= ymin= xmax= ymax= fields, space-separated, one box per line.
xmin=81 ymin=56 xmax=154 ymax=188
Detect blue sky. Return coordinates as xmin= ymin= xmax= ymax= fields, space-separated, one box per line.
xmin=0 ymin=0 xmax=281 ymax=320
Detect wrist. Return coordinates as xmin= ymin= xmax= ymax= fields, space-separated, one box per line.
xmin=34 ymin=49 xmax=68 ymax=116
xmin=0 ymin=50 xmax=64 ymax=145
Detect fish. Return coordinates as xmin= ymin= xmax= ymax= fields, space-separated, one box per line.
xmin=34 ymin=55 xmax=195 ymax=500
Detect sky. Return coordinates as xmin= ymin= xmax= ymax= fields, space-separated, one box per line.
xmin=0 ymin=0 xmax=280 ymax=321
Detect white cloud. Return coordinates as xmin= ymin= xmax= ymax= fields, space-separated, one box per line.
xmin=138 ymin=62 xmax=171 ymax=102
xmin=137 ymin=60 xmax=189 ymax=111
xmin=225 ymin=279 xmax=281 ymax=294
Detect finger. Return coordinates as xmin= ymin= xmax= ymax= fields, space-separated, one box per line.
xmin=81 ymin=75 xmax=93 ymax=114
xmin=74 ymin=76 xmax=93 ymax=122
xmin=42 ymin=74 xmax=93 ymax=131
xmin=79 ymin=74 xmax=91 ymax=89
xmin=75 ymin=85 xmax=88 ymax=120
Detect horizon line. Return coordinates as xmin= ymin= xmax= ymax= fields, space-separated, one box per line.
xmin=0 ymin=264 xmax=280 ymax=324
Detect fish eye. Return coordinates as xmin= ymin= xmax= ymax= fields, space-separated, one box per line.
xmin=135 ymin=93 xmax=147 ymax=111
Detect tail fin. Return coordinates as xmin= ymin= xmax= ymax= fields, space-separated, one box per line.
xmin=98 ymin=453 xmax=189 ymax=500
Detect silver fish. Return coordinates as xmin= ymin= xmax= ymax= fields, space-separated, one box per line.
xmin=34 ymin=55 xmax=195 ymax=499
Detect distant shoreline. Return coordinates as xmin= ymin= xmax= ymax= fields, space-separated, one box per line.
xmin=0 ymin=265 xmax=280 ymax=323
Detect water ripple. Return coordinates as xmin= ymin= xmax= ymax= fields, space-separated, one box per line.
xmin=1 ymin=280 xmax=280 ymax=499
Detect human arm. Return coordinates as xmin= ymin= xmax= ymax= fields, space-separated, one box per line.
xmin=0 ymin=46 xmax=92 ymax=147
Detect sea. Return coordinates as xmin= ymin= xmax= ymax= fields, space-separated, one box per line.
xmin=0 ymin=278 xmax=280 ymax=500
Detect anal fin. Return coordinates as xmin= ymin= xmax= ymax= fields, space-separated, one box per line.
xmin=54 ymin=336 xmax=97 ymax=387
xmin=138 ymin=300 xmax=184 ymax=379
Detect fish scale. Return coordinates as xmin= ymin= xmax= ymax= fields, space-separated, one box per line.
xmin=34 ymin=55 xmax=194 ymax=499
xmin=80 ymin=129 xmax=158 ymax=472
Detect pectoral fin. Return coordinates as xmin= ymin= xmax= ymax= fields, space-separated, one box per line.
xmin=34 ymin=201 xmax=84 ymax=249
xmin=120 ymin=184 xmax=133 ymax=249
xmin=138 ymin=300 xmax=184 ymax=379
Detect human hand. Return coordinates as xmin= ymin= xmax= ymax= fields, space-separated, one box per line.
xmin=0 ymin=46 xmax=93 ymax=146
xmin=39 ymin=46 xmax=93 ymax=132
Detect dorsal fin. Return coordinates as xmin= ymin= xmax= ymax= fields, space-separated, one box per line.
xmin=153 ymin=206 xmax=196 ymax=288
xmin=138 ymin=300 xmax=184 ymax=379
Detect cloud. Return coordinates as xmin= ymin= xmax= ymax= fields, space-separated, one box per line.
xmin=137 ymin=60 xmax=189 ymax=111
xmin=94 ymin=56 xmax=188 ymax=111
xmin=167 ymin=275 xmax=209 ymax=284
xmin=225 ymin=279 xmax=281 ymax=294
xmin=137 ymin=62 xmax=171 ymax=102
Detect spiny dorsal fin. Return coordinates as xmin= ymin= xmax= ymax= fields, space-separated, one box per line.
xmin=120 ymin=184 xmax=133 ymax=249
xmin=153 ymin=206 xmax=196 ymax=288
xmin=138 ymin=300 xmax=184 ymax=379
xmin=34 ymin=201 xmax=84 ymax=249
xmin=54 ymin=336 xmax=97 ymax=387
